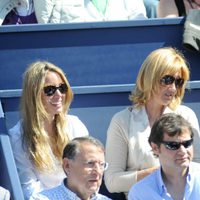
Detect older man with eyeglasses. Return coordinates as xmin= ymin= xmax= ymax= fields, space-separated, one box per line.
xmin=30 ymin=136 xmax=111 ymax=200
xmin=128 ymin=113 xmax=200 ymax=200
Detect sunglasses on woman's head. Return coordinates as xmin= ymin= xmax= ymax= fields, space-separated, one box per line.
xmin=160 ymin=75 xmax=184 ymax=88
xmin=43 ymin=83 xmax=68 ymax=96
xmin=161 ymin=138 xmax=193 ymax=150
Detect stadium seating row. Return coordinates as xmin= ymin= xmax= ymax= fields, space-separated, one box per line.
xmin=0 ymin=17 xmax=200 ymax=200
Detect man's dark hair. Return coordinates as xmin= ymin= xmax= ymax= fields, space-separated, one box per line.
xmin=148 ymin=113 xmax=193 ymax=146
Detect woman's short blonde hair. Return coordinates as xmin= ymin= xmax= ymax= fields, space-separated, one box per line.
xmin=129 ymin=47 xmax=190 ymax=110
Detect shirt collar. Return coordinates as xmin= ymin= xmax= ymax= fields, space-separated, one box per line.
xmin=157 ymin=165 xmax=193 ymax=196
xmin=63 ymin=178 xmax=98 ymax=200
xmin=156 ymin=167 xmax=167 ymax=195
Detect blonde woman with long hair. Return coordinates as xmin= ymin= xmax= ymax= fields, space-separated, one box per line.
xmin=104 ymin=47 xmax=200 ymax=199
xmin=8 ymin=61 xmax=88 ymax=199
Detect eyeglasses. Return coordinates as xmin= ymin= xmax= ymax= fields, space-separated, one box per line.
xmin=83 ymin=160 xmax=108 ymax=171
xmin=161 ymin=138 xmax=193 ymax=150
xmin=43 ymin=84 xmax=68 ymax=96
xmin=160 ymin=75 xmax=184 ymax=88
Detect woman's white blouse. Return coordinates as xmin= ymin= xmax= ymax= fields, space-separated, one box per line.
xmin=8 ymin=115 xmax=89 ymax=200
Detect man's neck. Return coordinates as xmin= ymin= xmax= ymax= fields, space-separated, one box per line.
xmin=161 ymin=167 xmax=188 ymax=200
xmin=65 ymin=178 xmax=92 ymax=200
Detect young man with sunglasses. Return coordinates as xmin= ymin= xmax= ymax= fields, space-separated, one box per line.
xmin=128 ymin=113 xmax=200 ymax=200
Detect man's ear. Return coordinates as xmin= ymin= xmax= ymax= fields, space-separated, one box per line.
xmin=63 ymin=157 xmax=71 ymax=175
xmin=151 ymin=142 xmax=160 ymax=156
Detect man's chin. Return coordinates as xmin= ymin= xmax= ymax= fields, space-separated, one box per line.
xmin=176 ymin=159 xmax=190 ymax=168
xmin=88 ymin=184 xmax=100 ymax=194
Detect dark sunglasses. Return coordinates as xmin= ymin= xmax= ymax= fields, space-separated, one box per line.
xmin=160 ymin=75 xmax=184 ymax=88
xmin=43 ymin=84 xmax=68 ymax=96
xmin=161 ymin=138 xmax=193 ymax=150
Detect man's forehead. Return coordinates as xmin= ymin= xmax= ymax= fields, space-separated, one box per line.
xmin=163 ymin=127 xmax=191 ymax=139
xmin=76 ymin=143 xmax=104 ymax=158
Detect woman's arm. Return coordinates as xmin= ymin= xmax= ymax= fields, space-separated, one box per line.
xmin=8 ymin=123 xmax=45 ymax=199
xmin=125 ymin=0 xmax=147 ymax=19
xmin=33 ymin=0 xmax=55 ymax=23
xmin=157 ymin=0 xmax=179 ymax=18
xmin=136 ymin=166 xmax=159 ymax=181
xmin=104 ymin=110 xmax=159 ymax=193
xmin=104 ymin=114 xmax=135 ymax=193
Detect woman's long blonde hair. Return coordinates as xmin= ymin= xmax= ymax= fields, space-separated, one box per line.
xmin=129 ymin=47 xmax=190 ymax=110
xmin=20 ymin=61 xmax=73 ymax=171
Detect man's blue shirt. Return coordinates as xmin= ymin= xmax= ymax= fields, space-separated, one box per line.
xmin=128 ymin=162 xmax=200 ymax=200
xmin=30 ymin=178 xmax=111 ymax=200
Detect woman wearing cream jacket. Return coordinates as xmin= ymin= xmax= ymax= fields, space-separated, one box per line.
xmin=104 ymin=47 xmax=200 ymax=199
xmin=33 ymin=0 xmax=147 ymax=24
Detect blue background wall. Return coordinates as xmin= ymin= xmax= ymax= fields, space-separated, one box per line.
xmin=0 ymin=18 xmax=200 ymax=200
xmin=0 ymin=18 xmax=200 ymax=90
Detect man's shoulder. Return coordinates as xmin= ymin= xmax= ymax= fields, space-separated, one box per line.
xmin=30 ymin=184 xmax=66 ymax=200
xmin=32 ymin=189 xmax=112 ymax=200
xmin=134 ymin=169 xmax=158 ymax=188
xmin=129 ymin=169 xmax=164 ymax=199
xmin=129 ymin=169 xmax=159 ymax=198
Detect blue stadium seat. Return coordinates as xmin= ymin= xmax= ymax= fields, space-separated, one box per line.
xmin=0 ymin=134 xmax=24 ymax=200
xmin=0 ymin=18 xmax=200 ymax=90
